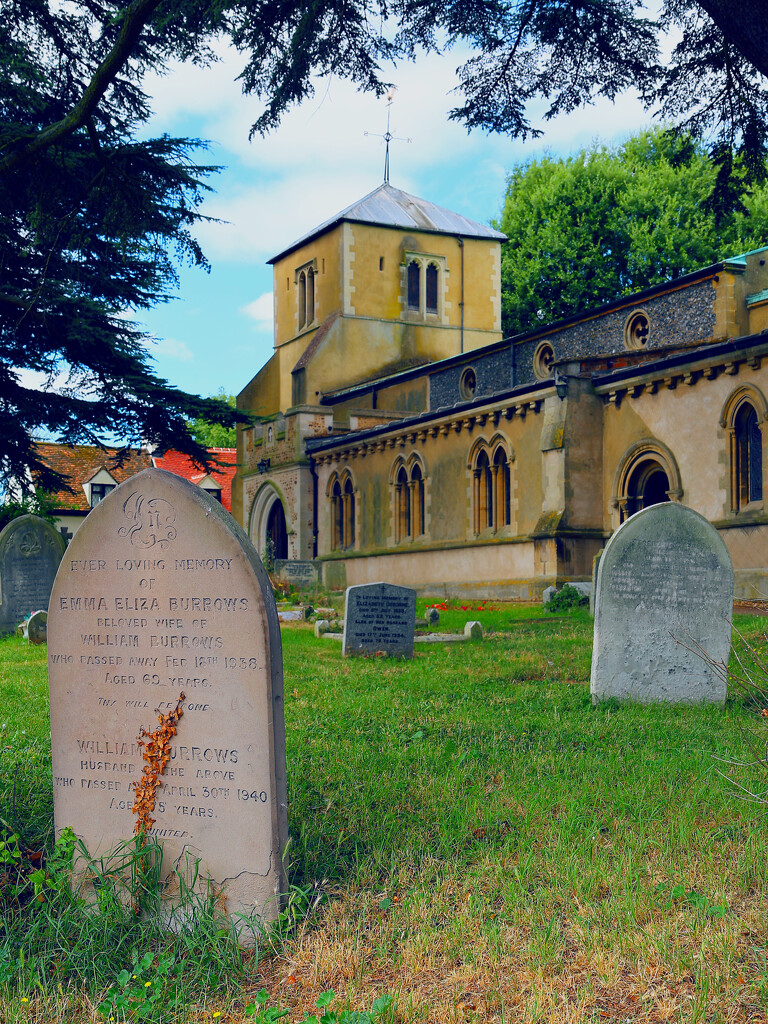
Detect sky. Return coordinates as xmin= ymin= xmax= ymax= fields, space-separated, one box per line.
xmin=138 ymin=43 xmax=655 ymax=401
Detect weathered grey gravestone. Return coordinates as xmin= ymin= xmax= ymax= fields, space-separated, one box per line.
xmin=0 ymin=515 xmax=66 ymax=635
xmin=590 ymin=503 xmax=733 ymax=704
xmin=343 ymin=582 xmax=416 ymax=657
xmin=274 ymin=559 xmax=318 ymax=589
xmin=47 ymin=469 xmax=287 ymax=941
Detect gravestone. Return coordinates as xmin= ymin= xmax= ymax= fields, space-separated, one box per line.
xmin=343 ymin=582 xmax=416 ymax=657
xmin=274 ymin=559 xmax=318 ymax=589
xmin=590 ymin=503 xmax=733 ymax=704
xmin=0 ymin=515 xmax=66 ymax=635
xmin=27 ymin=610 xmax=48 ymax=645
xmin=47 ymin=468 xmax=287 ymax=941
xmin=589 ymin=551 xmax=603 ymax=616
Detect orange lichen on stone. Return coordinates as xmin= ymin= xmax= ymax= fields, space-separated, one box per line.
xmin=131 ymin=693 xmax=185 ymax=835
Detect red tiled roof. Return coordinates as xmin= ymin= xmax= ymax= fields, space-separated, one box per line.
xmin=32 ymin=443 xmax=238 ymax=513
xmin=33 ymin=443 xmax=152 ymax=511
xmin=152 ymin=449 xmax=237 ymax=511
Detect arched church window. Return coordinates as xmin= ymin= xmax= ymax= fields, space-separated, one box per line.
xmin=343 ymin=475 xmax=356 ymax=548
xmin=407 ymin=261 xmax=420 ymax=311
xmin=306 ymin=267 xmax=315 ymax=326
xmin=493 ymin=447 xmax=511 ymax=528
xmin=735 ymin=402 xmax=763 ymax=508
xmin=298 ymin=271 xmax=307 ymax=330
xmin=471 ymin=440 xmax=514 ymax=535
xmin=392 ymin=458 xmax=427 ymax=542
xmin=396 ymin=465 xmax=411 ymax=540
xmin=426 ymin=263 xmax=439 ymax=314
xmin=720 ymin=387 xmax=767 ymax=515
xmin=474 ymin=450 xmax=493 ymax=532
xmin=411 ymin=463 xmax=425 ymax=537
xmin=330 ymin=479 xmax=343 ymax=551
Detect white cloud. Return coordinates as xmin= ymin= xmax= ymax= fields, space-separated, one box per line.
xmin=240 ymin=292 xmax=274 ymax=327
xmin=145 ymin=44 xmax=656 ymax=265
xmin=149 ymin=337 xmax=194 ymax=361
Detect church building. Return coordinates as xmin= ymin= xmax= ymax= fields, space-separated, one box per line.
xmin=233 ymin=181 xmax=768 ymax=600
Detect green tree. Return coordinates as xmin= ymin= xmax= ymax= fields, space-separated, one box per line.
xmin=495 ymin=130 xmax=768 ymax=336
xmin=188 ymin=393 xmax=238 ymax=449
xmin=0 ymin=493 xmax=55 ymax=533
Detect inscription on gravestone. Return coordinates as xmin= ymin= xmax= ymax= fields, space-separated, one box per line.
xmin=343 ymin=582 xmax=416 ymax=657
xmin=0 ymin=515 xmax=66 ymax=635
xmin=590 ymin=503 xmax=733 ymax=704
xmin=274 ymin=559 xmax=318 ymax=588
xmin=47 ymin=469 xmax=287 ymax=939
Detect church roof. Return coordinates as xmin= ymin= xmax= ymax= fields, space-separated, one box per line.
xmin=268 ymin=183 xmax=507 ymax=263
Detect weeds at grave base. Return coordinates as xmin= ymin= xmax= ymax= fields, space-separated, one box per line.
xmin=0 ymin=826 xmax=254 ymax=1022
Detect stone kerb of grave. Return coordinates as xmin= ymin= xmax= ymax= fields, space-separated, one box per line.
xmin=343 ymin=582 xmax=417 ymax=657
xmin=47 ymin=468 xmax=287 ymax=942
xmin=590 ymin=502 xmax=733 ymax=705
xmin=0 ymin=515 xmax=66 ymax=636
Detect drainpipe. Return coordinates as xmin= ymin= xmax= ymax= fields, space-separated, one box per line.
xmin=458 ymin=237 xmax=465 ymax=354
xmin=309 ymin=456 xmax=318 ymax=559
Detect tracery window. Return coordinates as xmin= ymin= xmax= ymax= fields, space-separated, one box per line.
xmin=470 ymin=439 xmax=514 ymax=534
xmin=329 ymin=472 xmax=356 ymax=550
xmin=393 ymin=457 xmax=427 ymax=542
xmin=403 ymin=253 xmax=446 ymax=321
xmin=295 ymin=261 xmax=317 ymax=331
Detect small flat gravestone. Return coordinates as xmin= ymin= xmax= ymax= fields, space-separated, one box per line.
xmin=47 ymin=469 xmax=287 ymax=941
xmin=343 ymin=582 xmax=416 ymax=657
xmin=590 ymin=503 xmax=733 ymax=704
xmin=0 ymin=515 xmax=66 ymax=635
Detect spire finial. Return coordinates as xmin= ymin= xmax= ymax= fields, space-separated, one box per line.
xmin=364 ymin=89 xmax=412 ymax=184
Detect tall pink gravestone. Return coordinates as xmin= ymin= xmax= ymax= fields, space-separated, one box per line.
xmin=48 ymin=469 xmax=287 ymax=940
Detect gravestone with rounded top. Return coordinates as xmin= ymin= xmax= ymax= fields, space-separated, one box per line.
xmin=0 ymin=515 xmax=66 ymax=635
xmin=27 ymin=609 xmax=48 ymax=645
xmin=590 ymin=503 xmax=733 ymax=704
xmin=343 ymin=582 xmax=416 ymax=657
xmin=47 ymin=468 xmax=287 ymax=941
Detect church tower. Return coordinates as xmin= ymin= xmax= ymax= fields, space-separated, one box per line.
xmin=234 ymin=183 xmax=506 ymax=561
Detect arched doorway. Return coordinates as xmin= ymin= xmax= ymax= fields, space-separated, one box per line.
xmin=623 ymin=459 xmax=670 ymax=521
xmin=612 ymin=440 xmax=682 ymax=528
xmin=266 ymin=499 xmax=288 ymax=560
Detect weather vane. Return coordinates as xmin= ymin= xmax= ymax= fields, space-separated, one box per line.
xmin=364 ymin=89 xmax=412 ymax=185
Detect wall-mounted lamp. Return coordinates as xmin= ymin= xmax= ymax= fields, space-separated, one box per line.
xmin=257 ymin=457 xmax=271 ymax=474
xmin=554 ymin=371 xmax=568 ymax=401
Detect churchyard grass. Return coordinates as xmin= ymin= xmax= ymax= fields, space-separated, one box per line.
xmin=3 ymin=608 xmax=768 ymax=1021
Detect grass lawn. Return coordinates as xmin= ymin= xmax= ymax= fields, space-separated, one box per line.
xmin=2 ymin=601 xmax=768 ymax=1022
